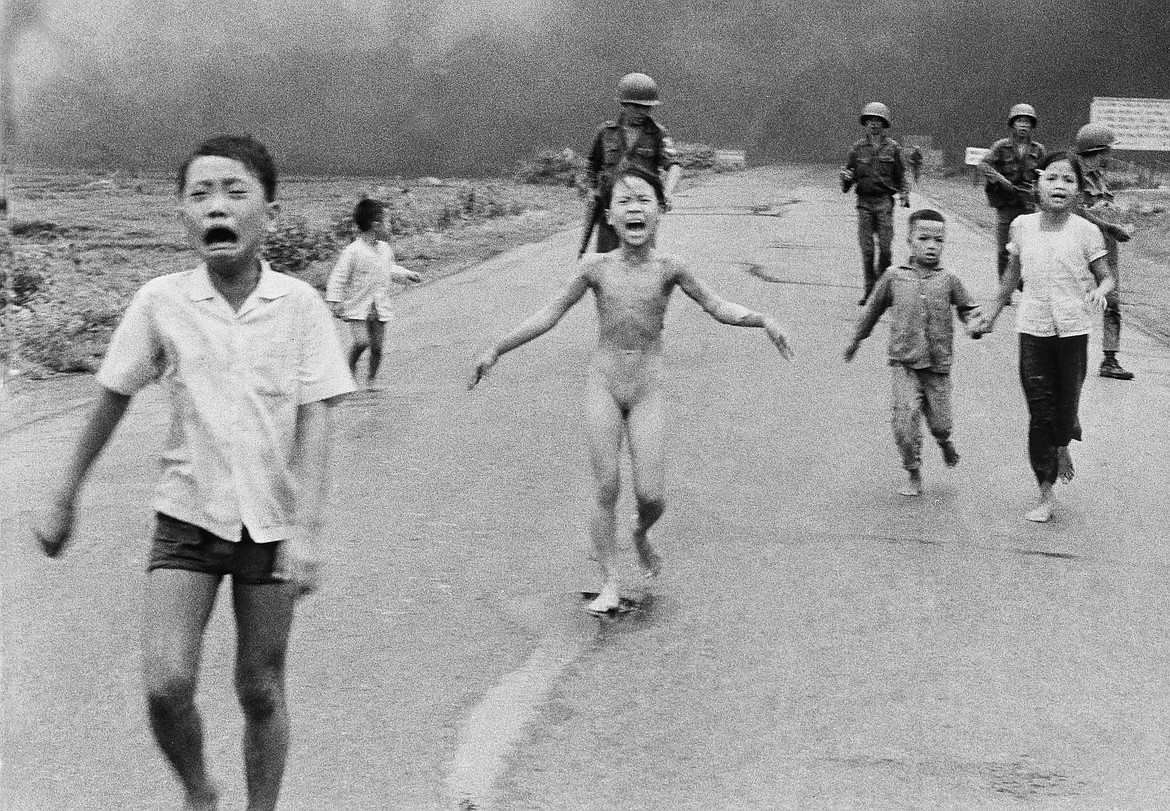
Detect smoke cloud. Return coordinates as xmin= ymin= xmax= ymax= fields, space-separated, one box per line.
xmin=7 ymin=0 xmax=1169 ymax=175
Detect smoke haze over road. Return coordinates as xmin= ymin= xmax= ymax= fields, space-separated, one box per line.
xmin=5 ymin=0 xmax=1168 ymax=175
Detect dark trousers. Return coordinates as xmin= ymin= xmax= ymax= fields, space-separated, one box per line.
xmin=856 ymin=195 xmax=894 ymax=298
xmin=1019 ymin=333 xmax=1087 ymax=485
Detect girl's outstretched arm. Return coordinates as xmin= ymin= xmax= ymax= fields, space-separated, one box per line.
xmin=469 ymin=269 xmax=593 ymax=388
xmin=673 ymin=262 xmax=794 ymax=360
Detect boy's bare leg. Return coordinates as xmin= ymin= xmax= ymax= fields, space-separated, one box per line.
xmin=366 ymin=319 xmax=387 ymax=390
xmin=585 ymin=374 xmax=624 ymax=613
xmin=142 ymin=570 xmax=222 ymax=811
xmin=626 ymin=392 xmax=665 ymax=577
xmin=900 ymin=469 xmax=923 ymax=497
xmin=347 ymin=321 xmax=370 ymax=377
xmin=232 ymin=580 xmax=297 ymax=811
xmin=1026 ymin=481 xmax=1056 ymax=522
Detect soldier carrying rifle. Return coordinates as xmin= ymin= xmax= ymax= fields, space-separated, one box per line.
xmin=980 ymin=103 xmax=1047 ymax=284
xmin=580 ymin=73 xmax=681 ymax=256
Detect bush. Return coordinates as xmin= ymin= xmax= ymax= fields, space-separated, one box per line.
xmin=264 ymin=216 xmax=339 ymax=274
xmin=675 ymin=142 xmax=718 ymax=171
xmin=515 ymin=148 xmax=586 ymax=187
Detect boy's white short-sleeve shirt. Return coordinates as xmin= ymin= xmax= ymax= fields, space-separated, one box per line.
xmin=98 ymin=262 xmax=356 ymax=543
xmin=325 ymin=239 xmax=400 ymax=321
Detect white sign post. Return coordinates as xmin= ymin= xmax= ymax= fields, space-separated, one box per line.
xmin=1090 ymin=97 xmax=1170 ymax=151
xmin=965 ymin=147 xmax=990 ymax=166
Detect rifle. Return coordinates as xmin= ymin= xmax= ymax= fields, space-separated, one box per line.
xmin=578 ymin=194 xmax=602 ymax=258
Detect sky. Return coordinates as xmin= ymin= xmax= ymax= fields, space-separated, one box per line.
xmin=4 ymin=0 xmax=1169 ymax=175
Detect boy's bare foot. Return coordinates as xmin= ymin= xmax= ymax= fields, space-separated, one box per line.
xmin=940 ymin=440 xmax=960 ymax=467
xmin=586 ymin=581 xmax=621 ymax=615
xmin=1056 ymin=446 xmax=1074 ymax=483
xmin=899 ymin=470 xmax=922 ymax=497
xmin=367 ymin=381 xmax=384 ymax=392
xmin=633 ymin=533 xmax=661 ymax=578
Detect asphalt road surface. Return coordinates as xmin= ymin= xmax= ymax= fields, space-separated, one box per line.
xmin=4 ymin=167 xmax=1170 ymax=810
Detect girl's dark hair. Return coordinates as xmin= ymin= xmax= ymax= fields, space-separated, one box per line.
xmin=353 ymin=198 xmax=386 ymax=231
xmin=612 ymin=166 xmax=667 ymax=207
xmin=1037 ymin=150 xmax=1085 ymax=189
xmin=176 ymin=135 xmax=278 ymax=201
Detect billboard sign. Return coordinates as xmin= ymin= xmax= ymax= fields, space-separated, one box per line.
xmin=1090 ymin=97 xmax=1170 ymax=151
xmin=965 ymin=147 xmax=990 ymax=166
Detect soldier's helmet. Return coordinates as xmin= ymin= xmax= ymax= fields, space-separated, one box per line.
xmin=1008 ymin=103 xmax=1038 ymax=127
xmin=1075 ymin=123 xmax=1116 ymax=154
xmin=616 ymin=73 xmax=660 ymax=107
xmin=859 ymin=102 xmax=891 ymax=128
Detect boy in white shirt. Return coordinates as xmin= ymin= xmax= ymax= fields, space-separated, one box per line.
xmin=326 ymin=198 xmax=421 ymax=390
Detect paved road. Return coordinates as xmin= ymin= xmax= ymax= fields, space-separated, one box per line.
xmin=3 ymin=167 xmax=1170 ymax=810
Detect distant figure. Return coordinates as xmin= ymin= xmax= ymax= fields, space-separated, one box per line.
xmin=844 ymin=209 xmax=981 ymax=497
xmin=1073 ymin=123 xmax=1136 ymax=380
xmin=978 ymin=153 xmax=1115 ymax=523
xmin=979 ymin=103 xmax=1047 ymax=284
xmin=470 ymin=169 xmax=793 ymax=615
xmin=907 ymin=145 xmax=924 ymax=183
xmin=326 ymin=198 xmax=422 ymax=391
xmin=33 ymin=134 xmax=356 ymax=810
xmin=840 ymin=101 xmax=911 ymax=305
xmin=583 ymin=73 xmax=682 ymax=254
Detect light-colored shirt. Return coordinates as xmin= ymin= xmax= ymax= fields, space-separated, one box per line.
xmin=1009 ymin=214 xmax=1108 ymax=338
xmin=97 ymin=263 xmax=356 ymax=543
xmin=326 ymin=239 xmax=403 ymax=321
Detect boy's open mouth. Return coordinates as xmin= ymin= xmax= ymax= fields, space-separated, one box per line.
xmin=624 ymin=219 xmax=647 ymax=233
xmin=203 ymin=226 xmax=239 ymax=248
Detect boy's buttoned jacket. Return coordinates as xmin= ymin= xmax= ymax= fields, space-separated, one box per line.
xmin=852 ymin=264 xmax=978 ymax=374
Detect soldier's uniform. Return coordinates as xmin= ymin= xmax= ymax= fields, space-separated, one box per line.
xmin=979 ymin=105 xmax=1046 ymax=283
xmin=586 ymin=117 xmax=679 ymax=253
xmin=842 ymin=131 xmax=908 ymax=301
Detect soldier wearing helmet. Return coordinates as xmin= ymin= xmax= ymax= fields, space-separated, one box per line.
xmin=840 ymin=101 xmax=911 ymax=305
xmin=979 ymin=103 xmax=1047 ymax=283
xmin=584 ymin=73 xmax=682 ymax=253
xmin=1074 ymin=122 xmax=1136 ymax=379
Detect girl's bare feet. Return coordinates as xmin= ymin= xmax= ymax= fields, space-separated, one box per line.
xmin=1026 ymin=483 xmax=1055 ymax=523
xmin=1057 ymin=446 xmax=1074 ymax=483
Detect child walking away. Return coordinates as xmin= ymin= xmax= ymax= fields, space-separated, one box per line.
xmin=326 ymin=198 xmax=422 ymax=391
xmin=469 ymin=168 xmax=793 ymax=615
xmin=34 ymin=135 xmax=355 ymax=811
xmin=978 ymin=152 xmax=1114 ymax=523
xmin=844 ymin=209 xmax=981 ymax=497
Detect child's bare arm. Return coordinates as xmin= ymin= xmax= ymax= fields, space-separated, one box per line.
xmin=982 ymin=252 xmax=1023 ymax=332
xmin=673 ymin=264 xmax=794 ymax=359
xmin=844 ymin=273 xmax=892 ymax=359
xmin=34 ymin=387 xmax=133 ymax=557
xmin=469 ymin=270 xmax=593 ymax=387
xmin=1085 ymin=255 xmax=1115 ymax=309
xmin=390 ymin=264 xmax=422 ymax=284
xmin=278 ymin=398 xmax=338 ymax=597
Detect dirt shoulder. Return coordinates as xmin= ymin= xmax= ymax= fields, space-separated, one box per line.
xmin=921 ymin=174 xmax=1170 ymax=344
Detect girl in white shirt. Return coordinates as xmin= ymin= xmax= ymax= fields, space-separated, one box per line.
xmin=980 ymin=152 xmax=1114 ymax=523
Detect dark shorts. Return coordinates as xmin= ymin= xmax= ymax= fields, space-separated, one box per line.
xmin=149 ymin=513 xmax=282 ymax=586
